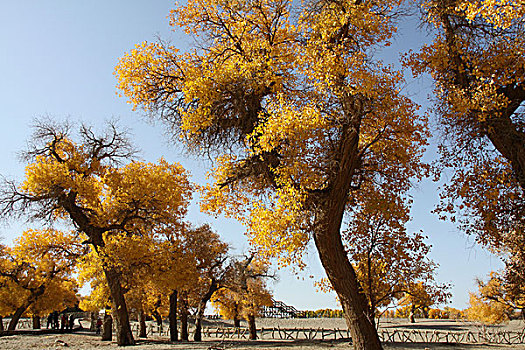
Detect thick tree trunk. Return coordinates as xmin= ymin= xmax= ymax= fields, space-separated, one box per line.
xmin=312 ymin=121 xmax=383 ymax=350
xmin=168 ymin=290 xmax=178 ymax=341
xmin=247 ymin=314 xmax=257 ymax=340
xmin=193 ymin=311 xmax=203 ymax=341
xmin=138 ymin=308 xmax=147 ymax=338
xmin=8 ymin=306 xmax=27 ymax=331
xmin=102 ymin=314 xmax=113 ymax=341
xmin=103 ymin=267 xmax=134 ymax=346
xmin=32 ymin=315 xmax=41 ymax=329
xmin=486 ymin=115 xmax=525 ymax=190
xmin=180 ymin=295 xmax=189 ymax=341
xmin=0 ymin=316 xmax=4 ymax=331
xmin=409 ymin=305 xmax=416 ymax=324
xmin=233 ymin=316 xmax=240 ymax=328
xmin=7 ymin=284 xmax=46 ymax=331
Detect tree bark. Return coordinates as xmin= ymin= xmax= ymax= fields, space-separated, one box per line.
xmin=312 ymin=120 xmax=383 ymax=350
xmin=103 ymin=267 xmax=134 ymax=346
xmin=90 ymin=312 xmax=97 ymax=332
xmin=138 ymin=308 xmax=147 ymax=338
xmin=168 ymin=290 xmax=178 ymax=341
xmin=8 ymin=306 xmax=27 ymax=331
xmin=180 ymin=294 xmax=189 ymax=341
xmin=409 ymin=305 xmax=416 ymax=323
xmin=233 ymin=316 xmax=240 ymax=328
xmin=194 ymin=278 xmax=219 ymax=341
xmin=7 ymin=284 xmax=47 ymax=331
xmin=32 ymin=315 xmax=41 ymax=329
xmin=247 ymin=314 xmax=257 ymax=340
xmin=102 ymin=314 xmax=113 ymax=341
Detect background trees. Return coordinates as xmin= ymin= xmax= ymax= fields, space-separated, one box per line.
xmin=0 ymin=121 xmax=193 ymax=345
xmin=116 ymin=0 xmax=429 ymax=348
xmin=212 ymin=256 xmax=273 ymax=340
xmin=0 ymin=229 xmax=82 ymax=330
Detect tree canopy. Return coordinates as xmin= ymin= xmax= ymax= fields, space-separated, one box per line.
xmin=116 ymin=0 xmax=430 ymax=348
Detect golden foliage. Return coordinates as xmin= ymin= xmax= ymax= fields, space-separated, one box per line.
xmin=0 ymin=229 xmax=81 ymax=318
xmin=115 ymin=0 xmax=429 ymax=271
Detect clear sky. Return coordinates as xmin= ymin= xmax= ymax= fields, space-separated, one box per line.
xmin=0 ymin=1 xmax=504 ymax=310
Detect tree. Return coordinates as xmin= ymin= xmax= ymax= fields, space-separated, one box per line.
xmin=398 ymin=282 xmax=450 ymax=323
xmin=466 ymin=292 xmax=511 ymax=325
xmin=212 ymin=256 xmax=273 ymax=340
xmin=184 ymin=225 xmax=229 ymax=342
xmin=0 ymin=229 xmax=82 ymax=330
xmin=317 ymin=193 xmax=449 ymax=326
xmin=0 ymin=120 xmax=193 ymax=345
xmin=116 ymin=0 xmax=430 ymax=348
xmin=474 ymin=271 xmax=525 ymax=320
xmin=411 ymin=0 xmax=525 ymax=292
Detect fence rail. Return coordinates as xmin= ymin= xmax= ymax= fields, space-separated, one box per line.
xmin=198 ymin=327 xmax=525 ymax=344
xmin=4 ymin=320 xmax=525 ymax=345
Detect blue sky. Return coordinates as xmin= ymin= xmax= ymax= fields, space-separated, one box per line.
xmin=0 ymin=1 xmax=503 ymax=310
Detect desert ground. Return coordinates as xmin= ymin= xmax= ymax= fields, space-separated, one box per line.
xmin=1 ymin=318 xmax=524 ymax=350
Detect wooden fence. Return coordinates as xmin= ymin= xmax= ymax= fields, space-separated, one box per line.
xmin=198 ymin=327 xmax=525 ymax=344
xmin=378 ymin=329 xmax=525 ymax=345
xmin=4 ymin=320 xmax=525 ymax=345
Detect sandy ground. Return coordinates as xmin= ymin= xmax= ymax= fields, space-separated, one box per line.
xmin=1 ymin=318 xmax=524 ymax=350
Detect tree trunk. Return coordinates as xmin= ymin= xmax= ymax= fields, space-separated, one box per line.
xmin=90 ymin=312 xmax=97 ymax=332
xmin=138 ymin=308 xmax=147 ymax=338
xmin=312 ymin=121 xmax=383 ymax=350
xmin=7 ymin=284 xmax=47 ymax=331
xmin=103 ymin=266 xmax=134 ymax=346
xmin=409 ymin=305 xmax=416 ymax=323
xmin=233 ymin=316 xmax=240 ymax=328
xmin=247 ymin=314 xmax=257 ymax=340
xmin=32 ymin=315 xmax=41 ymax=329
xmin=168 ymin=290 xmax=178 ymax=341
xmin=193 ymin=311 xmax=203 ymax=341
xmin=102 ymin=314 xmax=113 ymax=341
xmin=152 ymin=311 xmax=163 ymax=333
xmin=194 ymin=278 xmax=219 ymax=342
xmin=0 ymin=316 xmax=4 ymax=331
xmin=8 ymin=306 xmax=27 ymax=331
xmin=180 ymin=294 xmax=189 ymax=341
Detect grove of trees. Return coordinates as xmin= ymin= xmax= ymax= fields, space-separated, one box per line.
xmin=0 ymin=0 xmax=523 ymax=350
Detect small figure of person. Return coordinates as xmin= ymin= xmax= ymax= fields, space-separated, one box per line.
xmin=95 ymin=317 xmax=102 ymax=335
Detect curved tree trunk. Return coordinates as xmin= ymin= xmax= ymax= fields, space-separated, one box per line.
xmin=180 ymin=295 xmax=189 ymax=341
xmin=32 ymin=315 xmax=41 ymax=329
xmin=103 ymin=267 xmax=134 ymax=346
xmin=168 ymin=290 xmax=178 ymax=341
xmin=7 ymin=284 xmax=46 ymax=331
xmin=8 ymin=306 xmax=27 ymax=331
xmin=138 ymin=308 xmax=147 ymax=338
xmin=312 ymin=122 xmax=383 ymax=350
xmin=102 ymin=314 xmax=113 ymax=341
xmin=247 ymin=314 xmax=257 ymax=340
xmin=194 ymin=278 xmax=219 ymax=342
